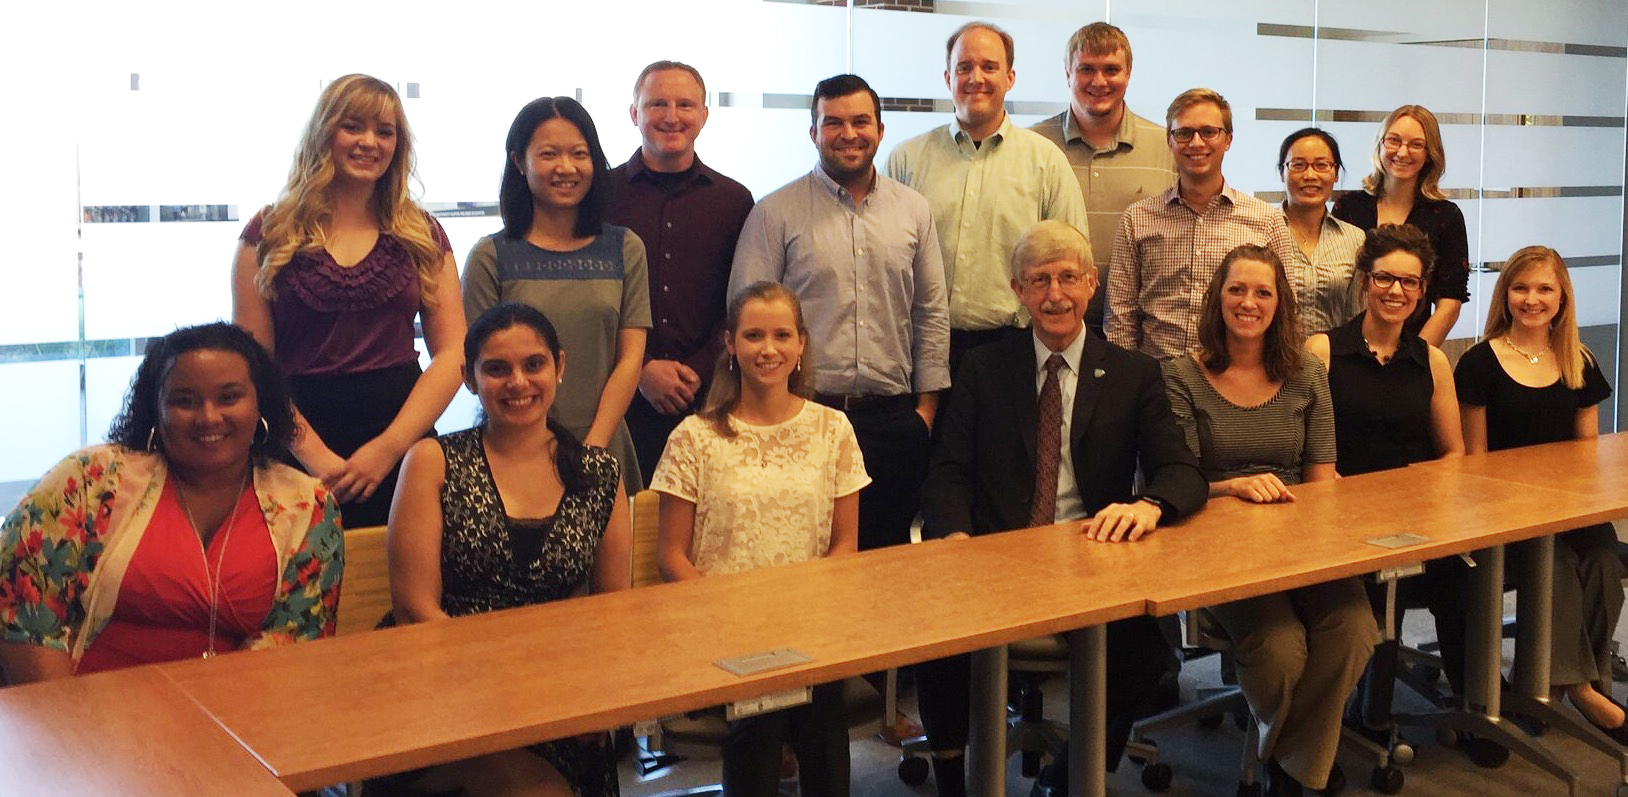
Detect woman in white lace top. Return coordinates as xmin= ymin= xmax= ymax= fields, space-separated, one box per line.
xmin=650 ymin=280 xmax=868 ymax=796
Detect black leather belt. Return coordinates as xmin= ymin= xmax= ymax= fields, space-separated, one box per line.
xmin=812 ymin=392 xmax=915 ymax=413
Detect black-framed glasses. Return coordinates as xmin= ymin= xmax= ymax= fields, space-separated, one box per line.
xmin=1169 ymin=126 xmax=1227 ymax=143
xmin=1021 ymin=271 xmax=1086 ymax=291
xmin=1284 ymin=159 xmax=1336 ymax=175
xmin=1369 ymin=271 xmax=1424 ymax=292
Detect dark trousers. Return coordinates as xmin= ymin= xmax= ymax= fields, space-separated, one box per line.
xmin=1352 ymin=555 xmax=1472 ymax=726
xmin=626 ymin=390 xmax=688 ymax=483
xmin=916 ymin=615 xmax=1175 ymax=771
xmin=842 ymin=398 xmax=932 ymax=551
xmin=722 ymin=681 xmax=850 ymax=797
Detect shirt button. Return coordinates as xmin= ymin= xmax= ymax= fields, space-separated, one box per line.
xmin=857 ymin=248 xmax=864 ymax=254
xmin=664 ymin=253 xmax=672 ymax=259
xmin=1092 ymin=171 xmax=1100 ymax=177
xmin=666 ymin=222 xmax=673 ymax=228
xmin=662 ymin=285 xmax=670 ymax=292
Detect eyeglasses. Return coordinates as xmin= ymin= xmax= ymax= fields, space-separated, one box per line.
xmin=1369 ymin=271 xmax=1424 ymax=292
xmin=1021 ymin=271 xmax=1087 ymax=291
xmin=1284 ymin=159 xmax=1336 ymax=175
xmin=1169 ymin=126 xmax=1228 ymax=143
xmin=1381 ymin=135 xmax=1427 ymax=154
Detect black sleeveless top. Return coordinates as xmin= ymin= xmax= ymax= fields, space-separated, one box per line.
xmin=1327 ymin=314 xmax=1437 ymax=476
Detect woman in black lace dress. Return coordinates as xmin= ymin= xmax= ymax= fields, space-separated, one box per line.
xmin=379 ymin=301 xmax=632 ymax=796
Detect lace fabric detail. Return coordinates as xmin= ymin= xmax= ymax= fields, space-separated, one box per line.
xmin=650 ymin=403 xmax=870 ymax=576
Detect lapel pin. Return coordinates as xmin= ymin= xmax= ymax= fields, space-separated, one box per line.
xmin=1093 ymin=368 xmax=1105 ymax=378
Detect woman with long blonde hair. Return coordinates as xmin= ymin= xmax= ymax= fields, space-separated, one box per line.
xmin=1455 ymin=246 xmax=1623 ymax=741
xmin=1332 ymin=105 xmax=1470 ymax=348
xmin=232 ymin=74 xmax=465 ymax=527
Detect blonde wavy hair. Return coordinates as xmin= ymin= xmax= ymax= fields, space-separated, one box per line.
xmin=254 ymin=74 xmax=442 ymax=306
xmin=1361 ymin=104 xmax=1448 ymax=202
xmin=1483 ymin=246 xmax=1593 ymax=389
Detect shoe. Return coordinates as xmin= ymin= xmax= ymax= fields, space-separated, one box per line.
xmin=1583 ymin=695 xmax=1628 ymax=745
xmin=1266 ymin=758 xmax=1305 ymax=797
xmin=877 ymin=713 xmax=925 ymax=747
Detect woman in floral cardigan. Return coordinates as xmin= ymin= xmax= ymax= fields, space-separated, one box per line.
xmin=0 ymin=322 xmax=342 ymax=682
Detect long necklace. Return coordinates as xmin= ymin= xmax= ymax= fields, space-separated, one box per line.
xmin=1503 ymin=335 xmax=1549 ymax=365
xmin=176 ymin=470 xmax=249 ymax=659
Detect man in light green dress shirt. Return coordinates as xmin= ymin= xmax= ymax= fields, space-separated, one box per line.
xmin=886 ymin=21 xmax=1089 ymax=373
xmin=1030 ymin=22 xmax=1175 ymax=336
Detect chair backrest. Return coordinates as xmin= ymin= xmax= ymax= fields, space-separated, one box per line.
xmin=631 ymin=489 xmax=663 ymax=588
xmin=336 ymin=525 xmax=391 ymax=636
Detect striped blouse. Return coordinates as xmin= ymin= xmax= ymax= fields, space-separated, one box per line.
xmin=1161 ymin=354 xmax=1337 ymax=486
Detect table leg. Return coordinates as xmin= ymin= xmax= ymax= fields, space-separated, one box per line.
xmin=1067 ymin=625 xmax=1106 ymax=797
xmin=1399 ymin=544 xmax=1577 ymax=794
xmin=968 ymin=645 xmax=1007 ymax=796
xmin=1503 ymin=535 xmax=1628 ymax=785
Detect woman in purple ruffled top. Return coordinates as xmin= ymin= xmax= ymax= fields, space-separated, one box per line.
xmin=232 ymin=74 xmax=465 ymax=527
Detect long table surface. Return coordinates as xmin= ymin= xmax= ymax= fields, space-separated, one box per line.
xmin=159 ymin=526 xmax=1149 ymax=791
xmin=9 ymin=435 xmax=1628 ymax=793
xmin=0 ymin=665 xmax=293 ymax=796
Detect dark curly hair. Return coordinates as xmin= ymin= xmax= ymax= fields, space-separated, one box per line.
xmin=464 ymin=302 xmax=591 ymax=493
xmin=108 ymin=322 xmax=298 ymax=465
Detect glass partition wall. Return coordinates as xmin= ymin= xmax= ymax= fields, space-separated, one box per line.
xmin=0 ymin=0 xmax=1622 ymax=497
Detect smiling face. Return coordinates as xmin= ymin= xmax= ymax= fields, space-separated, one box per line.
xmin=517 ymin=117 xmax=593 ymax=212
xmin=1068 ymin=48 xmax=1129 ymax=123
xmin=1219 ymin=258 xmax=1279 ymax=342
xmin=1380 ymin=114 xmax=1429 ymax=185
xmin=1012 ymin=258 xmax=1095 ymax=352
xmin=946 ymin=27 xmax=1015 ymax=133
xmin=726 ymin=297 xmax=806 ymax=393
xmin=468 ymin=324 xmax=563 ymax=429
xmin=158 ymin=349 xmax=259 ymax=479
xmin=329 ymin=113 xmax=399 ymax=186
xmin=811 ymin=90 xmax=883 ymax=185
xmin=1282 ymin=134 xmax=1337 ymax=210
xmin=1506 ymin=260 xmax=1563 ymax=333
xmin=1365 ymin=250 xmax=1425 ymax=325
xmin=1168 ymin=101 xmax=1231 ymax=184
xmin=631 ymin=68 xmax=708 ymax=169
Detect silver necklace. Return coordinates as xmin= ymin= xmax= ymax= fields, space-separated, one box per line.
xmin=176 ymin=471 xmax=249 ymax=659
xmin=1503 ymin=335 xmax=1548 ymax=365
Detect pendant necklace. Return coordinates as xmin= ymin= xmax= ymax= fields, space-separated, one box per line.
xmin=1503 ymin=336 xmax=1548 ymax=365
xmin=176 ymin=470 xmax=249 ymax=659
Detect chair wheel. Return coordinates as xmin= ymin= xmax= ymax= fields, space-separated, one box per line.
xmin=1128 ymin=738 xmax=1153 ymax=765
xmin=1370 ymin=765 xmax=1404 ymax=794
xmin=1615 ymin=782 xmax=1628 ymax=797
xmin=1461 ymin=735 xmax=1508 ymax=768
xmin=1236 ymin=781 xmax=1263 ymax=797
xmin=1140 ymin=762 xmax=1173 ymax=792
xmin=1037 ymin=763 xmax=1067 ymax=796
xmin=1391 ymin=741 xmax=1414 ymax=765
xmin=1198 ymin=712 xmax=1224 ymax=729
xmin=1319 ymin=762 xmax=1345 ymax=795
xmin=898 ymin=754 xmax=929 ymax=785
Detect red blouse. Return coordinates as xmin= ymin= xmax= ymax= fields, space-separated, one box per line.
xmin=77 ymin=481 xmax=276 ymax=674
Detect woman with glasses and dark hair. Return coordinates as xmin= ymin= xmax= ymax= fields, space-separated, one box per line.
xmin=1332 ymin=105 xmax=1470 ymax=347
xmin=0 ymin=323 xmax=342 ymax=683
xmin=1456 ymin=246 xmax=1624 ymax=742
xmin=1305 ymin=224 xmax=1467 ymax=753
xmin=1163 ymin=245 xmax=1379 ymax=796
xmin=463 ymin=96 xmax=651 ymax=495
xmin=232 ymin=74 xmax=466 ymax=529
xmin=1278 ymin=128 xmax=1365 ymax=334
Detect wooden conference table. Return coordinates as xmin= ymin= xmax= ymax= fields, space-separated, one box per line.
xmin=10 ymin=436 xmax=1628 ymax=796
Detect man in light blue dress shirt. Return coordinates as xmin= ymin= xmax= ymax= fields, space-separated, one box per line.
xmin=730 ymin=74 xmax=951 ymax=555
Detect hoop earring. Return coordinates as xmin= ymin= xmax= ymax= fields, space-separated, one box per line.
xmin=146 ymin=427 xmax=159 ymax=452
xmin=255 ymin=416 xmax=270 ymax=446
